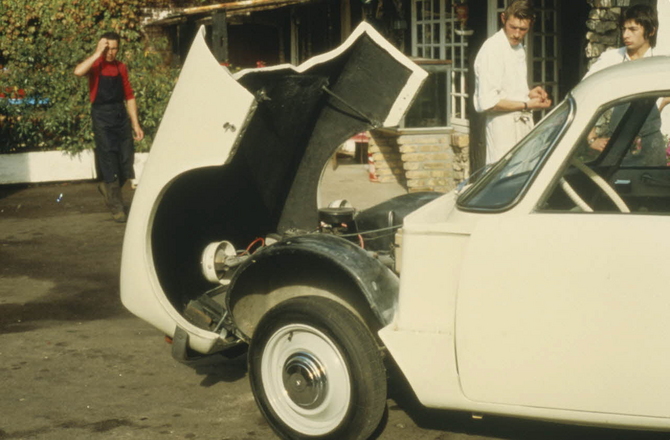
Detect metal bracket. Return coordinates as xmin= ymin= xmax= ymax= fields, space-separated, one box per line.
xmin=171 ymin=326 xmax=202 ymax=362
xmin=321 ymin=85 xmax=381 ymax=128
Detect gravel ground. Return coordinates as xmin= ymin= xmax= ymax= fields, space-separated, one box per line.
xmin=1 ymin=166 xmax=667 ymax=440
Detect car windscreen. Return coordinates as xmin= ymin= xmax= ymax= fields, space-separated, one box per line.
xmin=458 ymin=98 xmax=573 ymax=211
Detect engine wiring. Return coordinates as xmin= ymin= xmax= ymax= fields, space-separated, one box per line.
xmin=235 ymin=224 xmax=401 ymax=256
xmin=337 ymin=224 xmax=402 ymax=238
xmin=239 ymin=237 xmax=265 ymax=256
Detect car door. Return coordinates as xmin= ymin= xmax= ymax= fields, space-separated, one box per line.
xmin=455 ymin=213 xmax=670 ymax=417
xmin=455 ymin=95 xmax=670 ymax=417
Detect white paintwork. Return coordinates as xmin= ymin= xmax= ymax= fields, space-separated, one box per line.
xmin=0 ymin=151 xmax=148 ymax=185
xmin=120 ymin=26 xmax=256 ymax=353
xmin=380 ymin=56 xmax=670 ymax=430
xmin=456 ymin=214 xmax=670 ymax=417
xmin=120 ymin=16 xmax=670 ymax=432
xmin=234 ymin=22 xmax=427 ymax=127
xmin=0 ymin=150 xmax=96 ymax=184
xmin=120 ymin=23 xmax=427 ymax=353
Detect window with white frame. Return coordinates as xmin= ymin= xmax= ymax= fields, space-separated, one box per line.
xmin=530 ymin=0 xmax=559 ymax=112
xmin=410 ymin=0 xmax=470 ymax=128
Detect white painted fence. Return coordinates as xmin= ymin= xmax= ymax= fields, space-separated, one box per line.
xmin=0 ymin=151 xmax=148 ymax=185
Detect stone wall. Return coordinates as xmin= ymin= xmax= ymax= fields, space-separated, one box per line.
xmin=368 ymin=130 xmax=469 ymax=193
xmin=585 ymin=0 xmax=630 ymax=66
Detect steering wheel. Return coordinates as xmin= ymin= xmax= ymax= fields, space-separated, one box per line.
xmin=559 ymin=159 xmax=630 ymax=213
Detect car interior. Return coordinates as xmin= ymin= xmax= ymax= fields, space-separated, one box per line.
xmin=542 ymin=94 xmax=670 ymax=214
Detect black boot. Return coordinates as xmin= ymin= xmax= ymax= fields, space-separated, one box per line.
xmin=105 ymin=179 xmax=127 ymax=223
xmin=97 ymin=181 xmax=110 ymax=208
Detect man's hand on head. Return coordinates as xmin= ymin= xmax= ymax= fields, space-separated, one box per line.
xmin=96 ymin=38 xmax=109 ymax=57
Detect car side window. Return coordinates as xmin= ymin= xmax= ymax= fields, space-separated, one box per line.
xmin=458 ymin=100 xmax=572 ymax=211
xmin=540 ymin=94 xmax=670 ymax=214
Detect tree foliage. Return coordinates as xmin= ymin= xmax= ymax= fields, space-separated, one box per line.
xmin=0 ymin=0 xmax=179 ymax=153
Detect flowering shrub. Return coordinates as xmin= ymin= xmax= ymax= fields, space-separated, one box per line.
xmin=0 ymin=0 xmax=179 ymax=154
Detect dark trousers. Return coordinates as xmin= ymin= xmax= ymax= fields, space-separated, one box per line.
xmin=92 ymin=102 xmax=135 ymax=184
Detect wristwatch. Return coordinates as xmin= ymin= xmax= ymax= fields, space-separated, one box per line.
xmin=588 ymin=137 xmax=596 ymax=145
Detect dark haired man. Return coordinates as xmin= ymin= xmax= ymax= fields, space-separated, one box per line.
xmin=75 ymin=32 xmax=144 ymax=223
xmin=474 ymin=0 xmax=552 ymax=165
xmin=583 ymin=4 xmax=667 ymax=164
xmin=585 ymin=4 xmax=660 ymax=78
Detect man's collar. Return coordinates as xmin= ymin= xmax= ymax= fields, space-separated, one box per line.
xmin=625 ymin=46 xmax=653 ymax=61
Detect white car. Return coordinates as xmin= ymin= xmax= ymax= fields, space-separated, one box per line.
xmin=120 ymin=22 xmax=670 ymax=440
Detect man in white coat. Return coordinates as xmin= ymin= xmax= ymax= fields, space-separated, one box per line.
xmin=474 ymin=0 xmax=552 ymax=164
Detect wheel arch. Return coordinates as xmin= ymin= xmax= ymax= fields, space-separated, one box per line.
xmin=226 ymin=234 xmax=399 ymax=340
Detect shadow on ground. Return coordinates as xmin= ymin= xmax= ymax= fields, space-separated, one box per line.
xmin=387 ymin=362 xmax=669 ymax=440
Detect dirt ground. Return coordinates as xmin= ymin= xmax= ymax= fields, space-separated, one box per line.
xmin=1 ymin=166 xmax=668 ymax=440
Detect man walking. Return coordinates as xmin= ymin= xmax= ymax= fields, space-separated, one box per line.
xmin=474 ymin=0 xmax=551 ymax=164
xmin=75 ymin=32 xmax=144 ymax=223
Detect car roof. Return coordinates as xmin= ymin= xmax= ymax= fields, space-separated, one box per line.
xmin=571 ymin=55 xmax=670 ymax=106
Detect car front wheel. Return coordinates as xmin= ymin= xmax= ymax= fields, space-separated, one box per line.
xmin=249 ymin=296 xmax=386 ymax=440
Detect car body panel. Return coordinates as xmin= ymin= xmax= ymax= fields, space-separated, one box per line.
xmin=380 ymin=56 xmax=670 ymax=430
xmin=120 ymin=23 xmax=427 ymax=353
xmin=456 ymin=213 xmax=670 ymax=417
xmin=121 ymin=16 xmax=670 ymax=432
xmin=233 ymin=23 xmax=424 ymax=128
xmin=120 ymin=26 xmax=256 ymax=353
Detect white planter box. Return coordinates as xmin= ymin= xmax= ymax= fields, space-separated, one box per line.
xmin=0 ymin=150 xmax=149 ymax=185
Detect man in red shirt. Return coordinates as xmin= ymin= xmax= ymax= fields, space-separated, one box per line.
xmin=75 ymin=32 xmax=144 ymax=223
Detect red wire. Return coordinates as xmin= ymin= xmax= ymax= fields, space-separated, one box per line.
xmin=244 ymin=237 xmax=265 ymax=255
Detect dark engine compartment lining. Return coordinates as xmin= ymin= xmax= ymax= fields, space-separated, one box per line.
xmin=151 ymin=165 xmax=272 ymax=310
xmin=151 ymin=34 xmax=417 ymax=312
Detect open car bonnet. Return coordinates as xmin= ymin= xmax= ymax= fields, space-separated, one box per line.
xmin=120 ymin=22 xmax=427 ymax=340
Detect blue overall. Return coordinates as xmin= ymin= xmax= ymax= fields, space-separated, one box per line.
xmin=91 ymin=71 xmax=134 ymax=184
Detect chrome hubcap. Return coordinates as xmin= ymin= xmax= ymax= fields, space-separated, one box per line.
xmin=283 ymin=353 xmax=327 ymax=409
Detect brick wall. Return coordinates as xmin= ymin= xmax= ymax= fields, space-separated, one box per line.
xmin=368 ymin=130 xmax=469 ymax=193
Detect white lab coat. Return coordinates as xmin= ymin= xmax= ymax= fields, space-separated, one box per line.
xmin=584 ymin=46 xmax=656 ymax=78
xmin=474 ymin=29 xmax=533 ymax=164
